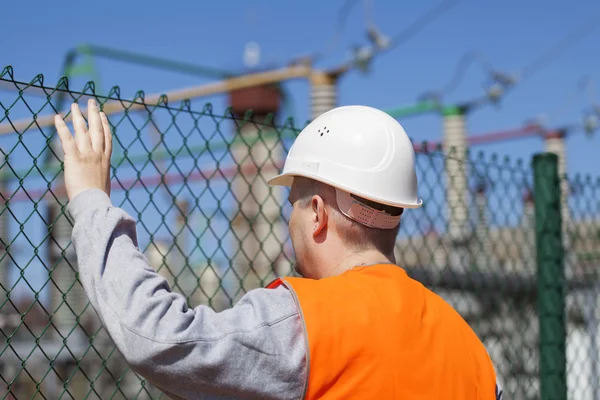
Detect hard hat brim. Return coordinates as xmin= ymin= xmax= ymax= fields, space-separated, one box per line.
xmin=267 ymin=171 xmax=423 ymax=209
xmin=266 ymin=173 xmax=294 ymax=188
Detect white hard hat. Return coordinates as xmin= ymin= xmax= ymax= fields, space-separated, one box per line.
xmin=268 ymin=105 xmax=422 ymax=228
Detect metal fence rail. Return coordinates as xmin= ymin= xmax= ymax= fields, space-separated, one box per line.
xmin=0 ymin=68 xmax=599 ymax=399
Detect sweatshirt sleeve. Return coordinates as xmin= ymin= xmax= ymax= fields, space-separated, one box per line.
xmin=67 ymin=189 xmax=307 ymax=400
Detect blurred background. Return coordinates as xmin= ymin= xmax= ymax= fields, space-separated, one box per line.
xmin=1 ymin=0 xmax=600 ymax=399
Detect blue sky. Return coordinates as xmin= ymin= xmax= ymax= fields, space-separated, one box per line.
xmin=2 ymin=0 xmax=600 ymax=176
xmin=1 ymin=0 xmax=600 ymax=301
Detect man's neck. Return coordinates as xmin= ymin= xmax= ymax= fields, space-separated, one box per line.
xmin=323 ymin=249 xmax=395 ymax=278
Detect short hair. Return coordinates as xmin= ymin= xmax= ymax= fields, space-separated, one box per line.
xmin=294 ymin=177 xmax=403 ymax=256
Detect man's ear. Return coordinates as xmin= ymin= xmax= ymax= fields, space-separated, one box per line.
xmin=311 ymin=195 xmax=328 ymax=237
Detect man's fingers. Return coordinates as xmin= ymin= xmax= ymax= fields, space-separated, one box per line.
xmin=88 ymin=99 xmax=105 ymax=153
xmin=54 ymin=114 xmax=79 ymax=157
xmin=100 ymin=112 xmax=113 ymax=197
xmin=100 ymin=112 xmax=113 ymax=159
xmin=71 ymin=103 xmax=92 ymax=152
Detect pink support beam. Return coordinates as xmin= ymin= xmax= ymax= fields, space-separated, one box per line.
xmin=413 ymin=124 xmax=545 ymax=152
xmin=5 ymin=160 xmax=285 ymax=203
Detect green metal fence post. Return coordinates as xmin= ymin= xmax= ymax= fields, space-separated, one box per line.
xmin=533 ymin=153 xmax=567 ymax=400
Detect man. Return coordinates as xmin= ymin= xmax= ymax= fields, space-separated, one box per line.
xmin=55 ymin=99 xmax=504 ymax=399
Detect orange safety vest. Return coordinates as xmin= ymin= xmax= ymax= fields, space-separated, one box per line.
xmin=267 ymin=264 xmax=498 ymax=399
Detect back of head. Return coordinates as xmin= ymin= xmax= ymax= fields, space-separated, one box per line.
xmin=292 ymin=176 xmax=403 ymax=257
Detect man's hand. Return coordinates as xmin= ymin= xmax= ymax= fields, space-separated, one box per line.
xmin=54 ymin=99 xmax=113 ymax=201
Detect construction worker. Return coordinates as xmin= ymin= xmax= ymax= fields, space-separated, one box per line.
xmin=55 ymin=99 xmax=504 ymax=399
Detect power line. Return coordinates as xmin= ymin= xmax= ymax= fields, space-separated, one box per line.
xmin=497 ymin=13 xmax=600 ymax=98
xmin=540 ymin=76 xmax=597 ymax=125
xmin=363 ymin=0 xmax=376 ymax=30
xmin=456 ymin=13 xmax=600 ymax=111
xmin=312 ymin=0 xmax=362 ymax=63
xmin=311 ymin=0 xmax=390 ymax=65
xmin=578 ymin=76 xmax=598 ymax=109
xmin=419 ymin=51 xmax=494 ymax=101
xmin=440 ymin=52 xmax=494 ymax=95
xmin=420 ymin=12 xmax=600 ymax=111
xmin=517 ymin=13 xmax=600 ymax=81
xmin=384 ymin=0 xmax=462 ymax=53
xmin=344 ymin=0 xmax=462 ymax=73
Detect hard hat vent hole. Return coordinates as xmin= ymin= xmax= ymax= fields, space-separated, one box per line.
xmin=317 ymin=126 xmax=330 ymax=137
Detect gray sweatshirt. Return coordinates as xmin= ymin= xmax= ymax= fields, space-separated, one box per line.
xmin=68 ymin=189 xmax=307 ymax=400
xmin=68 ymin=189 xmax=504 ymax=400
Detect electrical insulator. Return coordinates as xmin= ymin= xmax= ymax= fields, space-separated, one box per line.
xmin=351 ymin=46 xmax=373 ymax=74
xmin=487 ymin=83 xmax=504 ymax=103
xmin=583 ymin=113 xmax=598 ymax=136
xmin=366 ymin=27 xmax=390 ymax=50
xmin=492 ymin=71 xmax=517 ymax=87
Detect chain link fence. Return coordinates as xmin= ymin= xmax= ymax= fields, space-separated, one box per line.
xmin=0 ymin=67 xmax=599 ymax=399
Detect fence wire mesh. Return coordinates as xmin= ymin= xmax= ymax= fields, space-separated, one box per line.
xmin=0 ymin=67 xmax=598 ymax=399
